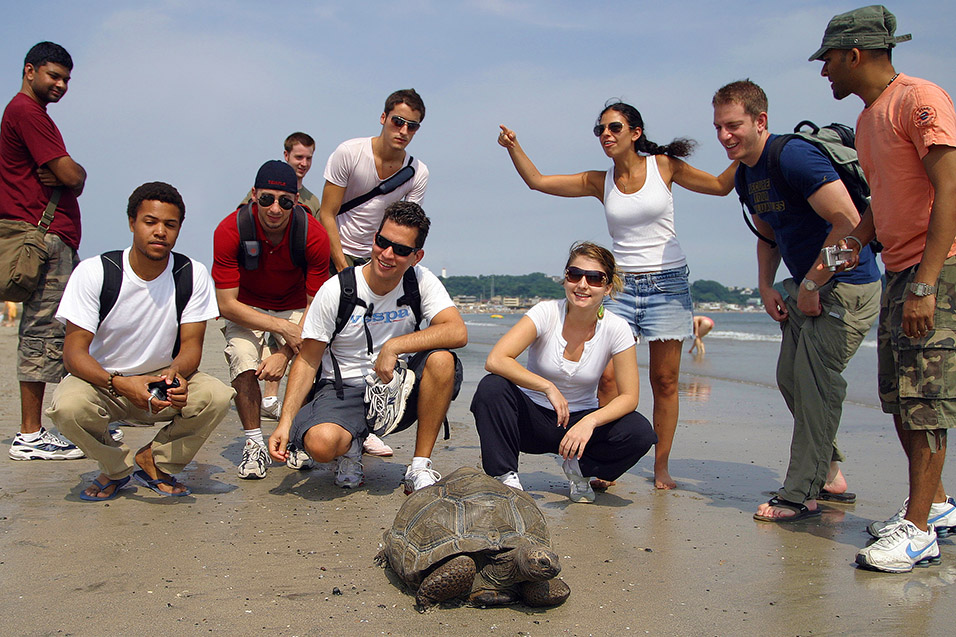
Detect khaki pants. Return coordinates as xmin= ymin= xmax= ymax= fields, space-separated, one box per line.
xmin=48 ymin=370 xmax=235 ymax=479
xmin=776 ymin=277 xmax=881 ymax=503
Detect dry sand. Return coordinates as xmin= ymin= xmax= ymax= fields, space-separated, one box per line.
xmin=1 ymin=324 xmax=954 ymax=636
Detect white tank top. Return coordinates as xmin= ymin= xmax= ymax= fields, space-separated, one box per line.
xmin=602 ymin=155 xmax=686 ymax=272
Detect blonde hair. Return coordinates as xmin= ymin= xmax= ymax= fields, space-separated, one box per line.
xmin=565 ymin=241 xmax=622 ymax=295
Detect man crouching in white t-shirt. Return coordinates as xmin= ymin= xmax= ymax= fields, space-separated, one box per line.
xmin=270 ymin=201 xmax=467 ymax=494
xmin=48 ymin=182 xmax=235 ymax=500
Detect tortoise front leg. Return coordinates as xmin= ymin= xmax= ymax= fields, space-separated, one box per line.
xmin=519 ymin=578 xmax=571 ymax=607
xmin=416 ymin=555 xmax=477 ymax=608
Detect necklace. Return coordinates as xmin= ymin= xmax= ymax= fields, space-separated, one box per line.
xmin=885 ymin=73 xmax=900 ymax=90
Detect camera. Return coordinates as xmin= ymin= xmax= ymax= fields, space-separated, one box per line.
xmin=147 ymin=377 xmax=181 ymax=402
xmin=821 ymin=245 xmax=853 ymax=271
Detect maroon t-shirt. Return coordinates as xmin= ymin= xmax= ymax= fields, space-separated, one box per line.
xmin=212 ymin=204 xmax=330 ymax=311
xmin=0 ymin=93 xmax=81 ymax=250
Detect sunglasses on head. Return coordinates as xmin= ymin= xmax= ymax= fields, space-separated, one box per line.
xmin=565 ymin=266 xmax=608 ymax=287
xmin=390 ymin=115 xmax=421 ymax=132
xmin=593 ymin=122 xmax=626 ymax=137
xmin=257 ymin=193 xmax=295 ymax=210
xmin=374 ymin=232 xmax=418 ymax=257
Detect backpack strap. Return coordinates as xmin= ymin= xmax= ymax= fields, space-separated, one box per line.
xmin=236 ymin=202 xmax=260 ymax=270
xmin=327 ymin=266 xmax=368 ymax=399
xmin=766 ymin=134 xmax=803 ymax=215
xmin=735 ymin=164 xmax=777 ymax=248
xmin=337 ymin=156 xmax=415 ymax=216
xmin=288 ymin=205 xmax=309 ymax=272
xmin=170 ymin=252 xmax=193 ymax=358
xmin=396 ymin=266 xmax=422 ymax=331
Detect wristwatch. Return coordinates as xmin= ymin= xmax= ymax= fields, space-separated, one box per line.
xmin=909 ymin=282 xmax=937 ymax=297
xmin=802 ymin=278 xmax=819 ymax=292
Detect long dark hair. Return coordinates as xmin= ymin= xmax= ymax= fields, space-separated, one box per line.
xmin=599 ymin=101 xmax=696 ymax=158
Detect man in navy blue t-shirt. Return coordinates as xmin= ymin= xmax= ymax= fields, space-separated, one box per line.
xmin=713 ymin=80 xmax=883 ymax=523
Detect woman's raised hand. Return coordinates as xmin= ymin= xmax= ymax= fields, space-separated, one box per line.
xmin=498 ymin=125 xmax=517 ymax=149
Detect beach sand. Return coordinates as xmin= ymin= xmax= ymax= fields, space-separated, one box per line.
xmin=1 ymin=324 xmax=954 ymax=636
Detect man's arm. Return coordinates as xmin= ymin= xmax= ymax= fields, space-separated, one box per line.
xmin=255 ymin=295 xmax=315 ymax=381
xmin=155 ymin=321 xmax=207 ymax=410
xmin=215 ymin=287 xmax=304 ymax=352
xmin=38 ymin=155 xmax=86 ymax=196
xmin=373 ymin=306 xmax=468 ymax=381
xmin=754 ymin=215 xmax=786 ymax=322
xmin=318 ymin=181 xmax=349 ymax=272
xmin=905 ymin=145 xmax=956 ymax=337
xmin=269 ymin=338 xmax=327 ymax=462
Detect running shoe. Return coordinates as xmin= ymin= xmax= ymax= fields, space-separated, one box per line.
xmin=9 ymin=428 xmax=84 ymax=460
xmin=334 ymin=439 xmax=364 ymax=488
xmin=562 ymin=457 xmax=595 ymax=503
xmin=856 ymin=520 xmax=940 ymax=573
xmin=237 ymin=439 xmax=271 ymax=479
xmin=260 ymin=396 xmax=281 ymax=420
xmin=495 ymin=471 xmax=524 ymax=491
xmin=286 ymin=443 xmax=313 ymax=470
xmin=364 ymin=361 xmax=416 ymax=437
xmin=109 ymin=426 xmax=124 ymax=442
xmin=363 ymin=432 xmax=393 ymax=457
xmin=868 ymin=497 xmax=956 ymax=538
xmin=403 ymin=459 xmax=441 ymax=494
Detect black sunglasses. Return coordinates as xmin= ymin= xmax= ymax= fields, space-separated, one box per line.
xmin=565 ymin=266 xmax=608 ymax=287
xmin=374 ymin=232 xmax=418 ymax=257
xmin=257 ymin=193 xmax=295 ymax=210
xmin=593 ymin=122 xmax=626 ymax=137
xmin=390 ymin=115 xmax=421 ymax=132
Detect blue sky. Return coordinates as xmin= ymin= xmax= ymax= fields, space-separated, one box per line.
xmin=4 ymin=1 xmax=954 ymax=286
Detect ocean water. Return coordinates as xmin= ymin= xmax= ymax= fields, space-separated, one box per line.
xmin=460 ymin=311 xmax=880 ymax=409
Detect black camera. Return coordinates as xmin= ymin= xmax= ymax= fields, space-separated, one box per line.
xmin=147 ymin=377 xmax=181 ymax=402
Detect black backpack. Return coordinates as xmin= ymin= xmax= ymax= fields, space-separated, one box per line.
xmin=735 ymin=121 xmax=874 ymax=249
xmin=236 ymin=202 xmax=310 ymax=271
xmin=98 ymin=250 xmax=193 ymax=357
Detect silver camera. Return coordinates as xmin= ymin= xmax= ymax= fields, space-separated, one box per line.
xmin=821 ymin=245 xmax=853 ymax=271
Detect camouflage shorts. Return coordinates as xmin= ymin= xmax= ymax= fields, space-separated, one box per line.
xmin=17 ymin=233 xmax=78 ymax=383
xmin=878 ymin=255 xmax=956 ymax=430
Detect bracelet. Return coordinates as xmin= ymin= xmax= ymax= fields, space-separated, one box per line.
xmin=108 ymin=371 xmax=123 ymax=397
xmin=844 ymin=235 xmax=864 ymax=251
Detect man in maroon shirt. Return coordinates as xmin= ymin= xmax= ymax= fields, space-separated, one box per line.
xmin=213 ymin=160 xmax=329 ymax=479
xmin=2 ymin=42 xmax=87 ymax=461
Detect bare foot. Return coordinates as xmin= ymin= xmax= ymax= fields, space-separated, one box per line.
xmin=755 ymin=499 xmax=818 ymax=519
xmin=134 ymin=444 xmax=188 ymax=495
xmin=654 ymin=468 xmax=676 ymax=490
xmin=590 ymin=478 xmax=616 ymax=490
xmin=823 ymin=462 xmax=848 ymax=495
xmin=83 ymin=473 xmax=124 ymax=499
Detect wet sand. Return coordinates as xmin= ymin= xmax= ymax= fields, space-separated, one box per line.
xmin=1 ymin=324 xmax=954 ymax=636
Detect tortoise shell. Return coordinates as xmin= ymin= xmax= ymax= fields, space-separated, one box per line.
xmin=382 ymin=467 xmax=553 ymax=586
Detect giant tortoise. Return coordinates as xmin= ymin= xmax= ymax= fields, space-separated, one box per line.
xmin=377 ymin=466 xmax=571 ymax=609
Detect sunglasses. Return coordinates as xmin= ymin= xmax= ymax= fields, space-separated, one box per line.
xmin=593 ymin=122 xmax=626 ymax=137
xmin=257 ymin=193 xmax=295 ymax=210
xmin=565 ymin=266 xmax=608 ymax=287
xmin=390 ymin=115 xmax=421 ymax=132
xmin=374 ymin=232 xmax=418 ymax=257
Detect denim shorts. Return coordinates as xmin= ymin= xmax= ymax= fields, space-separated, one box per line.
xmin=603 ymin=265 xmax=694 ymax=341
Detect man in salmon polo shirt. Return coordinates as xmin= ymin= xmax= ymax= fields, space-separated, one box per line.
xmin=812 ymin=4 xmax=956 ymax=572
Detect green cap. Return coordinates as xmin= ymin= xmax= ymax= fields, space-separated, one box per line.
xmin=809 ymin=5 xmax=912 ymax=61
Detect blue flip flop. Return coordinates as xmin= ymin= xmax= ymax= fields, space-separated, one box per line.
xmin=79 ymin=475 xmax=131 ymax=502
xmin=132 ymin=469 xmax=192 ymax=497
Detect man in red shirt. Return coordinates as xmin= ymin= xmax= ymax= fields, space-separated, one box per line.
xmin=2 ymin=42 xmax=87 ymax=462
xmin=213 ymin=160 xmax=329 ymax=479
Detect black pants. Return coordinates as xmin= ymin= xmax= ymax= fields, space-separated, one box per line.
xmin=470 ymin=374 xmax=656 ymax=481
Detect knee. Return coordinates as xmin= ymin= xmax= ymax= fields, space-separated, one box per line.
xmin=303 ymin=425 xmax=349 ymax=463
xmin=475 ymin=374 xmax=509 ymax=400
xmin=188 ymin=378 xmax=236 ymax=417
xmin=422 ymin=350 xmax=456 ymax=382
xmin=650 ymin=371 xmax=679 ymax=397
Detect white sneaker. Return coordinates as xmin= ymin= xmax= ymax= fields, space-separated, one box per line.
xmin=334 ymin=438 xmax=364 ymax=488
xmin=286 ymin=444 xmax=313 ymax=470
xmin=363 ymin=432 xmax=393 ymax=457
xmin=562 ymin=457 xmax=595 ymax=503
xmin=856 ymin=520 xmax=940 ymax=573
xmin=403 ymin=459 xmax=441 ymax=494
xmin=260 ymin=396 xmax=281 ymax=420
xmin=9 ymin=428 xmax=84 ymax=460
xmin=237 ymin=439 xmax=271 ymax=479
xmin=364 ymin=361 xmax=416 ymax=437
xmin=495 ymin=471 xmax=524 ymax=491
xmin=109 ymin=426 xmax=124 ymax=442
xmin=869 ymin=497 xmax=956 ymax=538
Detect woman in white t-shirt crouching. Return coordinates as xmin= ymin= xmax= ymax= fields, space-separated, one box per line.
xmin=470 ymin=242 xmax=656 ymax=503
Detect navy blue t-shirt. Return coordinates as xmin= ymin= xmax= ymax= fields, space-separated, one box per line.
xmin=736 ymin=135 xmax=880 ymax=284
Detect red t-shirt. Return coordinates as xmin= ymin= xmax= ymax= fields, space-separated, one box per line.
xmin=212 ymin=204 xmax=330 ymax=310
xmin=0 ymin=93 xmax=81 ymax=250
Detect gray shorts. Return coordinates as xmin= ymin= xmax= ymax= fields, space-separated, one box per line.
xmin=288 ymin=349 xmax=463 ymax=447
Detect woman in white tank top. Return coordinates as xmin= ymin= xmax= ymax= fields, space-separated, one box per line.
xmin=498 ymin=102 xmax=736 ymax=490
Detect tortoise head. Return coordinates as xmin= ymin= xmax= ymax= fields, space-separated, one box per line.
xmin=517 ymin=546 xmax=561 ymax=581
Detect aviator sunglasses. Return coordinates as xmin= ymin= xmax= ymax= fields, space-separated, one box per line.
xmin=374 ymin=232 xmax=418 ymax=257
xmin=257 ymin=193 xmax=296 ymax=210
xmin=593 ymin=121 xmax=626 ymax=137
xmin=565 ymin=266 xmax=608 ymax=287
xmin=390 ymin=115 xmax=422 ymax=132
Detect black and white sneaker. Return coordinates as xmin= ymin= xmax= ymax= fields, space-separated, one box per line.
xmin=237 ymin=439 xmax=271 ymax=479
xmin=364 ymin=361 xmax=416 ymax=437
xmin=9 ymin=428 xmax=84 ymax=460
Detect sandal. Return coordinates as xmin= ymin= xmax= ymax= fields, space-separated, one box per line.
xmin=754 ymin=496 xmax=822 ymax=523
